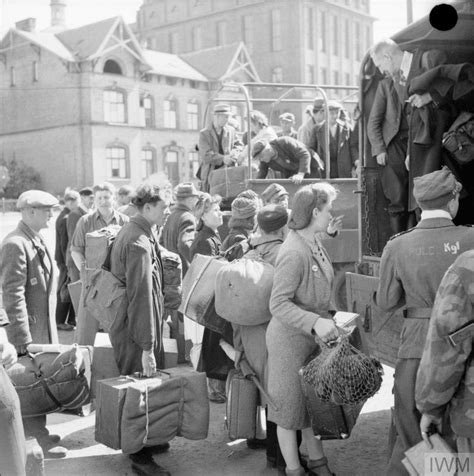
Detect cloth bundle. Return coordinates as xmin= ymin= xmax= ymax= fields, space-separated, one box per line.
xmin=301 ymin=335 xmax=383 ymax=405
xmin=209 ymin=165 xmax=248 ymax=199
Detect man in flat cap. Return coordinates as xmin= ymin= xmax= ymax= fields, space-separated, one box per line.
xmin=0 ymin=190 xmax=68 ymax=458
xmin=306 ymin=99 xmax=358 ymax=178
xmin=253 ymin=136 xmax=311 ymax=183
xmin=117 ymin=184 xmax=137 ymax=218
xmin=160 ymin=182 xmax=201 ymax=363
xmin=198 ymin=104 xmax=242 ymax=193
xmin=278 ymin=112 xmax=297 ymax=139
xmin=261 ymin=183 xmax=289 ymax=209
xmin=375 ymin=167 xmax=474 ymax=475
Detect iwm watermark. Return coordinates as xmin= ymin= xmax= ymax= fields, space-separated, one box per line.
xmin=425 ymin=453 xmax=474 ymax=475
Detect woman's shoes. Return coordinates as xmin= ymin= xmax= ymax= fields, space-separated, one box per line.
xmin=307 ymin=456 xmax=335 ymax=476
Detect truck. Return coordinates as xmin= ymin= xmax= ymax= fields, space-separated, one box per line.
xmin=347 ymin=0 xmax=474 ymax=366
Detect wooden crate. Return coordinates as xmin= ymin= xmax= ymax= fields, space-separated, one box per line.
xmin=346 ymin=272 xmax=403 ymax=367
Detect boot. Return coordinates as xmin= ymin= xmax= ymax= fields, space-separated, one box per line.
xmin=389 ymin=213 xmax=406 ymax=235
xmin=307 ymin=456 xmax=335 ymax=476
xmin=129 ymin=448 xmax=171 ymax=476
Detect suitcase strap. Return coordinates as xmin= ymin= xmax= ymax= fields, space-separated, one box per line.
xmin=27 ymin=353 xmax=64 ymax=410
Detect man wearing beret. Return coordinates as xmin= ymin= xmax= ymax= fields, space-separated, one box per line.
xmin=375 ymin=167 xmax=474 ymax=475
xmin=253 ymin=136 xmax=311 ymax=184
xmin=261 ymin=183 xmax=290 ymax=209
xmin=198 ymin=104 xmax=242 ymax=193
xmin=0 ymin=190 xmax=68 ymax=458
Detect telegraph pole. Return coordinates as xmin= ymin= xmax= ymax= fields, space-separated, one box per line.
xmin=407 ymin=0 xmax=414 ymax=24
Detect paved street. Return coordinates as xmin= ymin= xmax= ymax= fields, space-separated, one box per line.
xmin=1 ymin=212 xmax=395 ymax=475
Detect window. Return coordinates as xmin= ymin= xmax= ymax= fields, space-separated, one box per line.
xmin=306 ymin=65 xmax=315 ymax=84
xmin=187 ymin=101 xmax=199 ymax=130
xmin=192 ymin=26 xmax=202 ymax=50
xmin=333 ymin=71 xmax=339 ymax=85
xmin=169 ymin=32 xmax=178 ymax=53
xmin=164 ymin=98 xmax=177 ymax=128
xmin=104 ymin=89 xmax=126 ymax=123
xmin=319 ymin=11 xmax=327 ymax=53
xmin=345 ymin=72 xmax=351 ymax=85
xmin=272 ymin=66 xmax=283 ymax=83
xmin=216 ymin=21 xmax=227 ymax=46
xmin=320 ymin=67 xmax=328 ymax=84
xmin=366 ymin=25 xmax=372 ymax=51
xmin=165 ymin=150 xmax=179 ymax=184
xmin=103 ymin=59 xmax=123 ymax=75
xmin=355 ymin=22 xmax=362 ymax=61
xmin=271 ymin=10 xmax=282 ymax=51
xmin=33 ymin=61 xmax=38 ymax=82
xmin=10 ymin=67 xmax=15 ymax=87
xmin=306 ymin=7 xmax=314 ymax=50
xmin=139 ymin=94 xmax=154 ymax=127
xmin=332 ymin=16 xmax=338 ymax=55
xmin=188 ymin=151 xmax=199 ymax=179
xmin=141 ymin=148 xmax=156 ymax=179
xmin=242 ymin=15 xmax=252 ymax=46
xmin=106 ymin=147 xmax=128 ymax=178
xmin=344 ymin=19 xmax=350 ymax=59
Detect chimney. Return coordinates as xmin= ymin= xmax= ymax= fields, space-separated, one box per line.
xmin=15 ymin=18 xmax=36 ymax=32
xmin=50 ymin=0 xmax=67 ymax=28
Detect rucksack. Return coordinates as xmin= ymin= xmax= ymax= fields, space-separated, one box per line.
xmin=83 ymin=238 xmax=126 ymax=332
xmin=159 ymin=246 xmax=183 ymax=311
xmin=442 ymin=111 xmax=474 ymax=164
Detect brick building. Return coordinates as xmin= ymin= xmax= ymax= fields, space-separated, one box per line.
xmin=135 ymin=0 xmax=374 ymax=88
xmin=0 ymin=9 xmax=259 ymax=194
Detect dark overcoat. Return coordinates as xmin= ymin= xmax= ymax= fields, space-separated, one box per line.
xmin=109 ymin=214 xmax=165 ymax=374
xmin=0 ymin=220 xmax=56 ymax=346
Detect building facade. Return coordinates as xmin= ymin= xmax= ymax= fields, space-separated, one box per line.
xmin=0 ymin=13 xmax=258 ymax=194
xmin=135 ymin=0 xmax=374 ymax=88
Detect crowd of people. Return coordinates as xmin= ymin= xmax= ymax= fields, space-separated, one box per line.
xmin=1 ymin=33 xmax=473 ymax=476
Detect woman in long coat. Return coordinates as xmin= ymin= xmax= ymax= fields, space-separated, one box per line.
xmin=266 ymin=183 xmax=340 ymax=476
xmin=190 ymin=193 xmax=233 ymax=403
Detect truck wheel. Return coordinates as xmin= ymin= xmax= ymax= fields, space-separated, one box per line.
xmin=332 ymin=262 xmax=355 ymax=311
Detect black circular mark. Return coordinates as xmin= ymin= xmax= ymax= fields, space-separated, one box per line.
xmin=429 ymin=4 xmax=458 ymax=31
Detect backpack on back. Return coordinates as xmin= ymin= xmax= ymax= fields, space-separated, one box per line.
xmin=442 ymin=111 xmax=474 ymax=164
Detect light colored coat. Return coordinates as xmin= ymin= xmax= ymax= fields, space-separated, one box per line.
xmin=198 ymin=124 xmax=239 ymax=192
xmin=266 ymin=230 xmax=334 ymax=429
xmin=0 ymin=220 xmax=57 ymax=346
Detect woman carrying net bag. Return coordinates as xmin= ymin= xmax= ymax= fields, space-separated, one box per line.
xmin=265 ymin=183 xmax=343 ymax=476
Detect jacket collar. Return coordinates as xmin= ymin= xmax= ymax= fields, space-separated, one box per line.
xmin=130 ymin=213 xmax=155 ymax=236
xmin=250 ymin=233 xmax=283 ymax=248
xmin=416 ymin=217 xmax=454 ymax=229
xmin=18 ymin=220 xmax=41 ymax=242
xmin=172 ymin=202 xmax=192 ymax=213
xmin=200 ymin=224 xmax=221 ymax=240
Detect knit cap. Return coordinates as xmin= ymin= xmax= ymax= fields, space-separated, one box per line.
xmin=257 ymin=205 xmax=289 ymax=233
xmin=231 ymin=196 xmax=258 ymax=220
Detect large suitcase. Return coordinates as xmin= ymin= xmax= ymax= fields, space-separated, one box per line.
xmin=85 ymin=226 xmax=121 ymax=269
xmin=179 ymin=254 xmax=228 ymax=333
xmin=209 ymin=165 xmax=248 ymax=199
xmin=225 ymin=369 xmax=258 ymax=440
xmin=91 ymin=333 xmax=120 ymax=399
xmin=95 ymin=367 xmax=209 ymax=453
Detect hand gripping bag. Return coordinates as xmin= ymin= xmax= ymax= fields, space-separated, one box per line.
xmin=214 ymin=258 xmax=274 ymax=326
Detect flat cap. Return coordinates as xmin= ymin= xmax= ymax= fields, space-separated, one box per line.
xmin=17 ymin=190 xmax=59 ymax=210
xmin=63 ymin=190 xmax=80 ymax=201
xmin=413 ymin=166 xmax=462 ymax=210
xmin=79 ymin=187 xmax=93 ymax=196
xmin=213 ymin=104 xmax=232 ymax=115
xmin=261 ymin=183 xmax=289 ymax=204
xmin=118 ymin=185 xmax=135 ymax=196
xmin=327 ymin=99 xmax=343 ymax=110
xmin=257 ymin=205 xmax=289 ymax=233
xmin=279 ymin=112 xmax=295 ymax=123
xmin=174 ymin=182 xmax=201 ymax=200
xmin=252 ymin=140 xmax=268 ymax=158
xmin=313 ymin=98 xmax=324 ymax=111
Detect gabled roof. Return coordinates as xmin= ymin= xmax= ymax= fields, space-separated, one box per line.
xmin=0 ymin=28 xmax=76 ymax=62
xmin=181 ymin=42 xmax=260 ymax=82
xmin=56 ymin=17 xmax=119 ymax=60
xmin=142 ymin=49 xmax=208 ymax=82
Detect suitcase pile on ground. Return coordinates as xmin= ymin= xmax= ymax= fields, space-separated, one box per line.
xmin=95 ymin=367 xmax=209 ymax=454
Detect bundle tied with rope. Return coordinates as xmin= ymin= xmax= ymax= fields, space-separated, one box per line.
xmin=301 ymin=333 xmax=383 ymax=405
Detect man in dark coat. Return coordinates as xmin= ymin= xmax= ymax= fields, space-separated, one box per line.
xmin=375 ymin=167 xmax=474 ymax=475
xmin=0 ymin=190 xmax=67 ymax=458
xmin=368 ymin=78 xmax=409 ymax=234
xmin=253 ymin=136 xmax=311 ymax=183
xmin=307 ymin=100 xmax=358 ymax=178
xmin=55 ymin=190 xmax=80 ymax=330
xmin=109 ymin=181 xmax=171 ymax=476
xmin=160 ymin=182 xmax=201 ymax=363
